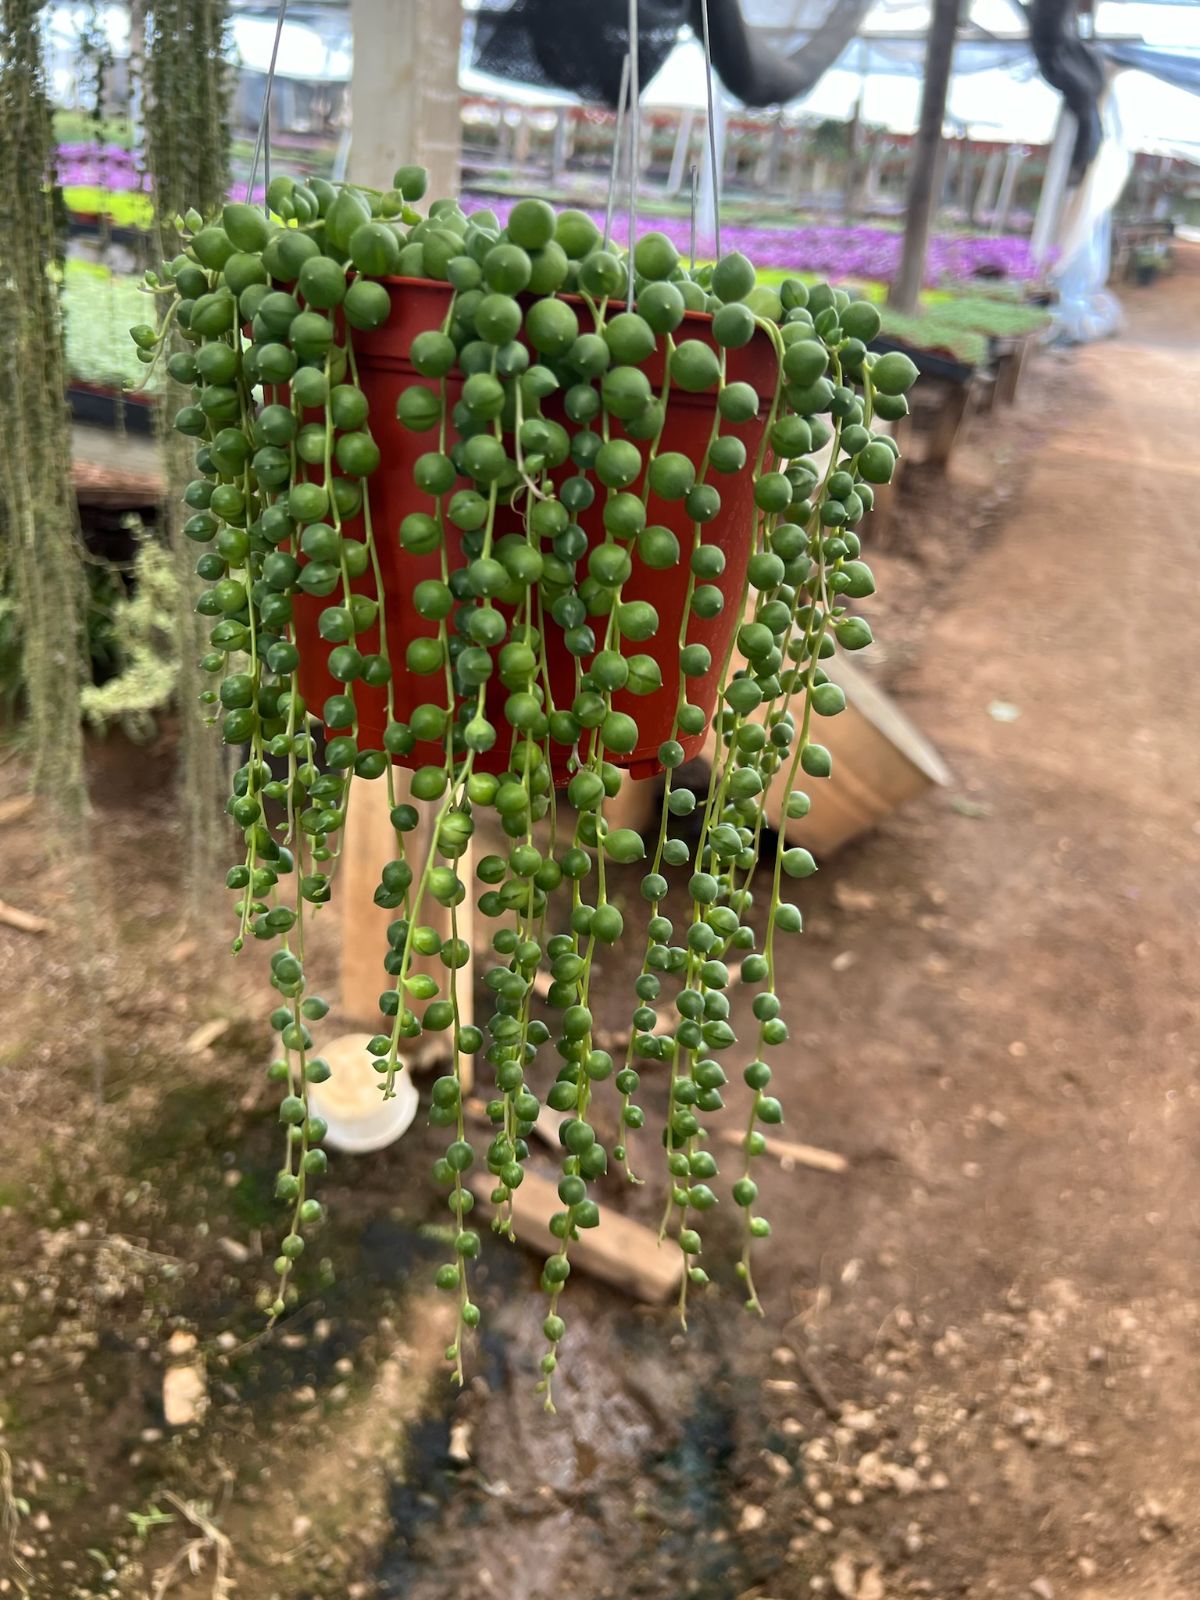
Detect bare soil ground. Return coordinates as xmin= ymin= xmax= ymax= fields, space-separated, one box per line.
xmin=1 ymin=253 xmax=1198 ymax=1600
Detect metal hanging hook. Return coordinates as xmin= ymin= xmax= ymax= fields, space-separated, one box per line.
xmin=689 ymin=162 xmax=698 ymax=270
xmin=246 ymin=0 xmax=290 ymax=209
xmin=603 ymin=53 xmax=632 ymax=250
xmin=626 ymin=0 xmax=640 ymax=310
xmin=699 ymin=0 xmax=722 ymax=260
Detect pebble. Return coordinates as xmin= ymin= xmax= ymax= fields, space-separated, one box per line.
xmin=831 ymin=1553 xmax=858 ymax=1598
xmin=449 ymin=1419 xmax=472 ymax=1465
xmin=832 ymin=884 xmax=877 ymax=913
xmin=162 ymin=1361 xmax=207 ymax=1426
xmin=1029 ymin=1580 xmax=1054 ymax=1599
xmin=858 ymin=1568 xmax=885 ymax=1600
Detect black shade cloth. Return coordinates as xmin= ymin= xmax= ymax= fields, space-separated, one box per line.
xmin=470 ymin=0 xmax=874 ymax=110
xmin=471 ymin=0 xmax=689 ymax=107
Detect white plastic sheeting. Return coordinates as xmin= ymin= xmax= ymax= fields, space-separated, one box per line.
xmin=1050 ymin=86 xmax=1132 ymax=341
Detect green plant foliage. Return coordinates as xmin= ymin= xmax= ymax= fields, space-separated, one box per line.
xmin=0 ymin=0 xmax=88 ymax=814
xmin=141 ymin=0 xmax=234 ymax=890
xmin=875 ymin=311 xmax=988 ymax=367
xmin=80 ymin=538 xmax=181 ymax=737
xmin=878 ymin=293 xmax=1051 ymax=367
xmin=141 ymin=173 xmax=913 ymax=1403
xmin=142 ymin=0 xmax=231 ymax=245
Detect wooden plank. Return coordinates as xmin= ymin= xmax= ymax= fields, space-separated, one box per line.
xmin=924 ymin=375 xmax=975 ymax=473
xmin=767 ymin=654 xmax=950 ymax=856
xmin=72 ymin=460 xmax=162 ymax=509
xmin=0 ymin=795 xmax=34 ymax=826
xmin=720 ymin=1128 xmax=848 ymax=1174
xmin=704 ymin=641 xmax=950 ymax=859
xmin=0 ymin=900 xmax=48 ymax=935
xmin=995 ymin=334 xmax=1032 ymax=407
xmin=467 ymin=1170 xmax=684 ymax=1305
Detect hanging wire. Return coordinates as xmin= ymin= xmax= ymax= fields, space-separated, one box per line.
xmin=626 ymin=0 xmax=640 ymax=309
xmin=602 ymin=52 xmax=631 ymax=250
xmin=689 ymin=161 xmax=698 ymax=269
xmin=698 ymin=0 xmax=721 ymax=259
xmin=263 ymin=89 xmax=271 ymax=204
xmin=245 ymin=0 xmax=289 ymax=207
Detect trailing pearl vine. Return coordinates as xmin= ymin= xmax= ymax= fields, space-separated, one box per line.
xmin=136 ymin=175 xmax=915 ymax=1404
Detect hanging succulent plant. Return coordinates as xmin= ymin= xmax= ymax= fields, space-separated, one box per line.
xmin=0 ymin=0 xmax=88 ymax=815
xmin=140 ymin=0 xmax=233 ymax=886
xmin=136 ymin=170 xmax=916 ymax=1404
xmin=142 ymin=0 xmax=232 ymax=254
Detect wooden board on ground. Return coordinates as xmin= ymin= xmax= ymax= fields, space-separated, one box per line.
xmin=467 ymin=1169 xmax=684 ymax=1305
xmin=703 ymin=648 xmax=950 ymax=858
xmin=994 ymin=334 xmax=1034 ymax=407
xmin=769 ymin=653 xmax=951 ymax=856
xmin=911 ymin=372 xmax=980 ymax=473
xmin=720 ymin=1128 xmax=848 ymax=1174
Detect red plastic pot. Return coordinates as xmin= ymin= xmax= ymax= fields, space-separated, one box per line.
xmin=292 ymin=278 xmax=777 ymax=782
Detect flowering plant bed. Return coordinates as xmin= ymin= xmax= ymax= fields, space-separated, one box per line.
xmin=464 ymin=197 xmax=1044 ymax=288
xmin=137 ymin=170 xmax=915 ymax=1399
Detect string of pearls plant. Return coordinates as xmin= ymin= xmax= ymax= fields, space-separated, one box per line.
xmin=0 ymin=0 xmax=88 ymax=819
xmin=134 ymin=172 xmax=916 ymax=1405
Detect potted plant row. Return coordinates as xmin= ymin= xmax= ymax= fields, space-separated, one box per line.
xmin=133 ymin=168 xmax=916 ymax=1403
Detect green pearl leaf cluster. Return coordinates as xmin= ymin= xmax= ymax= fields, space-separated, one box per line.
xmin=138 ymin=168 xmax=915 ymax=1404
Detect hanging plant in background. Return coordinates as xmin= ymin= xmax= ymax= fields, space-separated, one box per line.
xmin=0 ymin=0 xmax=88 ymax=815
xmin=140 ymin=0 xmax=232 ymax=883
xmin=138 ymin=172 xmax=915 ymax=1404
xmin=142 ymin=0 xmax=231 ymax=244
xmin=80 ymin=535 xmax=182 ymax=739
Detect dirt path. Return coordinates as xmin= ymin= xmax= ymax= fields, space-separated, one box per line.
xmin=700 ymin=255 xmax=1200 ymax=1599
xmin=3 ymin=262 xmax=1198 ymax=1600
xmin=392 ymin=261 xmax=1200 ymax=1599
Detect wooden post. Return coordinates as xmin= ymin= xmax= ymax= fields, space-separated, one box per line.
xmin=349 ymin=0 xmax=460 ymax=201
xmin=343 ymin=0 xmax=472 ymax=1083
xmin=924 ymin=375 xmax=975 ymax=472
xmin=811 ymin=155 xmax=828 ymax=208
xmin=550 ymin=105 xmax=571 ymax=184
xmin=974 ymin=145 xmax=1004 ymax=224
xmin=514 ymin=110 xmax=533 ymax=168
xmin=991 ymin=142 xmax=1025 ymax=233
xmin=666 ymin=106 xmax=695 ymax=195
xmin=788 ymin=138 xmax=806 ymax=202
xmin=764 ymin=109 xmax=785 ymax=194
xmin=1030 ymin=105 xmax=1075 ymax=267
xmin=888 ymin=0 xmax=962 ymax=315
xmin=863 ymin=136 xmax=886 ymax=208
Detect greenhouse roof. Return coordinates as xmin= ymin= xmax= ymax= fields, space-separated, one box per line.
xmin=40 ymin=0 xmax=1200 ymax=155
